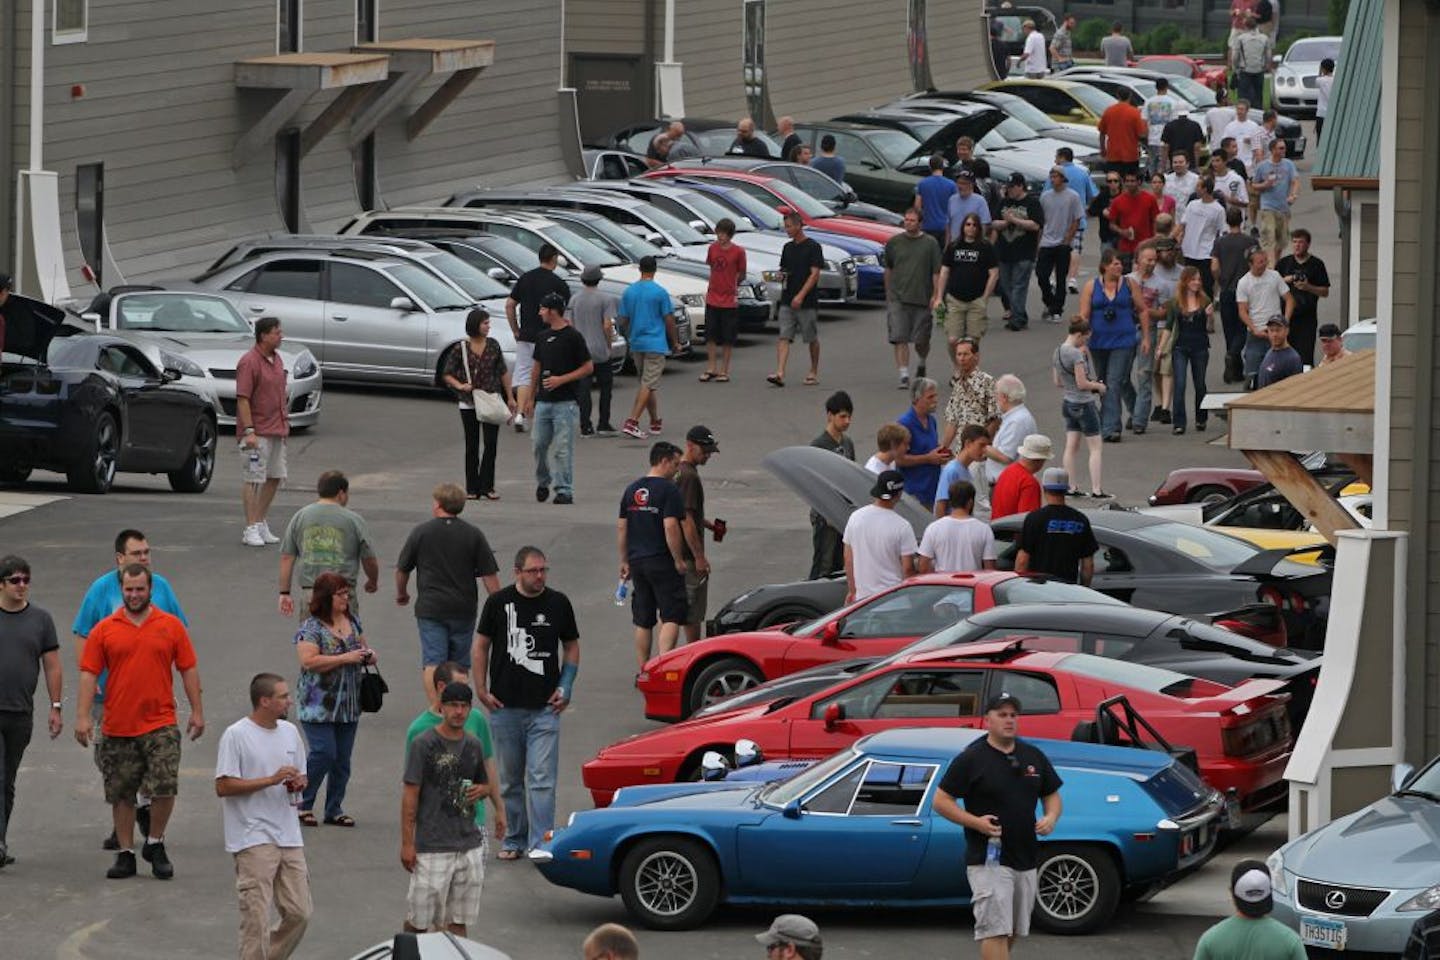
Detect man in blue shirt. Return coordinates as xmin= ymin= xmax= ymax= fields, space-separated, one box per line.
xmin=914 ymin=155 xmax=958 ymax=248
xmin=945 ymin=170 xmax=993 ymax=247
xmin=1252 ymin=138 xmax=1299 ymax=267
xmin=810 ymin=134 xmax=846 ymax=185
xmin=616 ymin=256 xmax=677 ymax=440
xmin=1054 ymin=147 xmax=1098 ymax=294
xmin=73 ymin=528 xmax=188 ymax=851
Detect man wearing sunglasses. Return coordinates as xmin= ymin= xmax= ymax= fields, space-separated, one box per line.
xmin=0 ymin=556 xmax=63 ymax=869
xmin=756 ymin=914 xmax=823 ymax=959
xmin=934 ymin=693 xmax=1063 ymax=960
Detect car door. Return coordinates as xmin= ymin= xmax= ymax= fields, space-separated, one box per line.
xmin=322 ymin=262 xmax=422 ymax=380
xmin=783 ymin=585 xmax=976 ymax=674
xmin=735 ymin=759 xmax=936 ymax=895
xmin=790 ymin=668 xmax=988 ymax=758
xmin=224 ymin=259 xmax=327 ymax=360
xmin=98 ymin=344 xmax=185 ymax=468
xmin=829 ymin=131 xmax=906 ymax=208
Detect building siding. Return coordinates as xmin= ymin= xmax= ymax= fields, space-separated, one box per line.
xmin=567 ymin=0 xmax=651 ymax=58
xmin=1358 ymin=200 xmax=1378 ymax=318
xmin=927 ymin=7 xmax=993 ymax=92
xmin=674 ymin=0 xmax=746 ymax=119
xmin=764 ymin=0 xmax=913 ymax=119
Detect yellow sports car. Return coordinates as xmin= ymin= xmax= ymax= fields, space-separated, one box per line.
xmin=979 ymin=78 xmax=1119 ymax=127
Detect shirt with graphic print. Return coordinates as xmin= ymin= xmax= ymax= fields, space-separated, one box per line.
xmin=279 ymin=501 xmax=377 ymax=589
xmin=403 ymin=727 xmax=488 ymax=853
xmin=476 ymin=585 xmax=579 ymax=710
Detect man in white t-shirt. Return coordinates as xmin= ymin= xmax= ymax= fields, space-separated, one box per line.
xmin=1222 ymin=101 xmax=1266 ymax=169
xmin=1235 ymin=247 xmax=1295 ymax=380
xmin=918 ymin=479 xmax=997 ymax=573
xmin=1163 ymin=152 xmax=1200 ymax=210
xmin=215 ymin=673 xmax=312 ymax=960
xmin=1020 ymin=20 xmax=1048 ymax=78
xmin=1177 ymin=176 xmax=1227 ymax=295
xmin=842 ymin=470 xmax=918 ymax=603
xmin=1207 ymin=150 xmax=1249 ymax=223
xmin=1143 ymin=79 xmax=1182 ymax=175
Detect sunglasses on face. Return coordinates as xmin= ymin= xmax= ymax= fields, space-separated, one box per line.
xmin=3 ymin=575 xmax=30 ymax=585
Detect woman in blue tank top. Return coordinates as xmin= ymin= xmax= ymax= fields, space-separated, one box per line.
xmin=1078 ymin=248 xmax=1150 ymax=441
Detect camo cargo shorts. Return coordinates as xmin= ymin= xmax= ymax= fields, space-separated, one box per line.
xmin=96 ymin=724 xmax=182 ymax=804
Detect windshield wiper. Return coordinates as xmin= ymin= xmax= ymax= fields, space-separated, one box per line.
xmin=1396 ymin=789 xmax=1440 ymax=802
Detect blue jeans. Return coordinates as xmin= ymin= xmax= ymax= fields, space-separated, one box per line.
xmin=1171 ymin=339 xmax=1210 ymax=430
xmin=417 ymin=617 xmax=476 ymax=667
xmin=998 ymin=258 xmax=1034 ymax=328
xmin=1132 ymin=341 xmax=1155 ymax=430
xmin=1089 ymin=345 xmax=1136 ymax=438
xmin=532 ymin=400 xmax=579 ymax=497
xmin=1242 ymin=332 xmax=1270 ymax=381
xmin=489 ymin=707 xmax=560 ymax=853
xmin=300 ymin=720 xmax=358 ymax=820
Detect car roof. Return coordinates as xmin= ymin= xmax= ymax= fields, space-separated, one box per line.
xmin=994 ymin=508 xmax=1172 ymax=532
xmin=893 ymin=571 xmax=1018 ymax=588
xmin=842 ymin=103 xmax=995 ymax=121
xmin=992 ymin=78 xmax=1094 ymax=91
xmin=383 ymin=205 xmax=570 ymax=229
xmin=966 ymin=602 xmax=1175 ymax=633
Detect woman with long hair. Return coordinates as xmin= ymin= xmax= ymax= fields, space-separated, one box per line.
xmin=1078 ymin=247 xmax=1149 ymax=442
xmin=443 ymin=308 xmax=515 ymax=500
xmin=1148 ymin=171 xmax=1177 ymax=217
xmin=1052 ymin=317 xmax=1109 ymax=497
xmin=1166 ymin=265 xmax=1215 ymax=434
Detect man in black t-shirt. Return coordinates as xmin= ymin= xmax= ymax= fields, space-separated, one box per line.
xmin=617 ymin=442 xmax=688 ymax=670
xmin=472 ymin=546 xmax=579 ymax=860
xmin=1161 ymin=113 xmax=1207 ymax=171
xmin=527 ymin=292 xmax=592 ymax=506
xmin=1015 ymin=470 xmax=1098 ymax=585
xmin=1274 ymin=228 xmax=1330 ymax=366
xmin=505 ymin=245 xmax=570 ymax=433
xmin=934 ymin=693 xmax=1062 ymax=959
xmin=770 ymin=212 xmax=825 ymax=388
xmin=991 ymin=174 xmax=1044 ymax=331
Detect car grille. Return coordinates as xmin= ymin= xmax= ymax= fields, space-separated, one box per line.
xmin=289 ymin=395 xmax=310 ymax=413
xmin=208 ymin=368 xmax=238 ymax=380
xmin=1302 ymin=76 xmax=1318 ymax=88
xmin=1296 ymin=879 xmax=1390 ymax=917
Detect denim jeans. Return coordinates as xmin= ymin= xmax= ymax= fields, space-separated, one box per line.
xmin=300 ymin=720 xmax=358 ymax=820
xmin=1090 ymin=345 xmax=1136 ymax=438
xmin=998 ymin=258 xmax=1035 ymax=328
xmin=1242 ymin=332 xmax=1270 ymax=380
xmin=0 ymin=710 xmax=33 ymax=843
xmin=809 ymin=512 xmax=843 ymax=580
xmin=1132 ymin=341 xmax=1155 ymax=430
xmin=532 ymin=400 xmax=579 ymax=497
xmin=577 ymin=362 xmax=614 ymax=433
xmin=1034 ymin=245 xmax=1072 ymax=318
xmin=1171 ymin=340 xmax=1210 ymax=430
xmin=1219 ymin=290 xmax=1245 ymax=361
xmin=490 ymin=707 xmax=561 ymax=853
xmin=417 ymin=616 xmax=477 ymax=668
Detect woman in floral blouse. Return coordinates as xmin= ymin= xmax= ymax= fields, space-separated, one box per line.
xmin=442 ymin=308 xmax=515 ymax=500
xmin=292 ymin=571 xmax=374 ymax=826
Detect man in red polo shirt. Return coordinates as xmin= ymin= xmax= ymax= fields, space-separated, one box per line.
xmin=1105 ymin=170 xmax=1159 ymax=271
xmin=235 ymin=316 xmax=291 ymax=548
xmin=989 ymin=434 xmax=1051 ymax=521
xmin=1098 ymin=98 xmax=1148 ymax=180
xmin=76 ymin=565 xmax=204 ymax=881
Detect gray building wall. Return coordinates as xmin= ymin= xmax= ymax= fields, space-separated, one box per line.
xmin=765 ymin=0 xmax=913 ymax=118
xmin=674 ymin=1 xmax=747 ymax=119
xmin=1358 ymin=199 xmax=1377 ymax=318
xmin=7 ymin=0 xmax=566 ymax=288
xmin=928 ymin=8 xmax=996 ymax=90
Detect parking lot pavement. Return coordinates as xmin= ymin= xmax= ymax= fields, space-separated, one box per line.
xmin=0 ymin=128 xmax=1333 ymax=959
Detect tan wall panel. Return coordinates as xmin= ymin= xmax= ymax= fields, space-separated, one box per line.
xmin=927 ymin=9 xmax=993 ymax=91
xmin=765 ymin=0 xmax=913 ymax=119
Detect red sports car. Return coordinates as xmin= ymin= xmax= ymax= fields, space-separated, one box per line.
xmin=585 ymin=640 xmax=1294 ymax=810
xmin=637 ymin=572 xmax=1122 ymax=721
xmin=641 ymin=168 xmax=902 ymax=246
xmin=1136 ymin=55 xmax=1229 ymax=92
xmin=1148 ymin=467 xmax=1267 ymax=507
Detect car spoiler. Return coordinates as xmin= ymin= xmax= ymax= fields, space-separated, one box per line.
xmin=1179 ymin=676 xmax=1289 ymax=713
xmin=1230 ymin=543 xmax=1336 ymax=577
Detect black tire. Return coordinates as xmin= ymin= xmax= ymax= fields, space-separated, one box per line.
xmin=168 ymin=416 xmax=217 ymax=493
xmin=686 ymin=657 xmax=763 ymax=717
xmin=618 ymin=836 xmax=721 ymax=931
xmin=1185 ymin=484 xmax=1233 ymax=507
xmin=755 ymin=604 xmax=822 ymax=630
xmin=67 ymin=412 xmax=119 ymax=494
xmin=0 ymin=462 xmax=32 ymax=485
xmin=1032 ymin=843 xmax=1122 ymax=935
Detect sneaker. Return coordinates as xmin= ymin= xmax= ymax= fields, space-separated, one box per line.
xmin=1196 ymin=420 xmax=1208 ymax=433
xmin=141 ymin=840 xmax=173 ymax=880
xmin=916 ymin=363 xmax=926 ymax=379
xmin=621 ymin=419 xmax=648 ymax=439
xmin=106 ymin=851 xmax=137 ymax=879
xmin=136 ymin=804 xmax=151 ymax=839
xmin=580 ymin=427 xmax=596 ymax=437
xmin=513 ymin=413 xmax=527 ymax=434
xmin=553 ymin=493 xmax=574 ymax=505
xmin=526 ymin=848 xmax=554 ymax=863
xmin=649 ymin=420 xmax=663 ymax=435
xmin=1047 ymin=312 xmax=1062 ymax=324
xmin=898 ymin=371 xmax=910 ymax=389
xmin=241 ymin=524 xmax=265 ymax=548
xmin=535 ymin=485 xmax=550 ymax=503
xmin=596 ymin=426 xmax=618 ymax=437
xmin=103 ymin=831 xmax=120 ymax=851
xmin=1132 ymin=425 xmax=1147 ymax=435
xmin=1154 ymin=407 xmax=1172 ymax=425
xmin=257 ymin=522 xmax=280 ymax=545
xmin=1067 ymin=278 xmax=1079 ymax=294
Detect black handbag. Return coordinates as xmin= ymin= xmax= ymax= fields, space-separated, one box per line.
xmin=358 ymin=663 xmax=389 ymax=713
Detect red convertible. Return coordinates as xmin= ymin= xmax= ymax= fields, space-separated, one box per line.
xmin=1136 ymin=55 xmax=1229 ymax=92
xmin=586 ymin=640 xmax=1295 ymax=811
xmin=637 ymin=572 xmax=1121 ymax=721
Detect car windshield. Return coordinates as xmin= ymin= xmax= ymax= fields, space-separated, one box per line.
xmin=991 ymin=578 xmax=1126 ymax=605
xmin=1343 ymin=327 xmax=1376 ymax=352
xmin=1068 ymin=82 xmax=1119 ymax=115
xmin=1166 ymin=74 xmax=1217 ymax=108
xmin=1052 ymin=652 xmax=1200 ymax=694
xmin=707 ymin=186 xmax=785 ymax=229
xmin=764 ymin=178 xmax=842 ymax=218
xmin=418 ymin=251 xmax=509 ymax=299
xmin=549 ymin=218 xmax=653 ymax=264
xmin=1143 ymin=59 xmax=1191 ymax=78
xmin=671 ymin=188 xmax=753 ymax=230
xmin=384 ymin=262 xmax=471 ymax=310
xmin=455 ymin=235 xmax=536 ymax=272
xmin=629 ymin=201 xmax=708 ymax=244
xmin=1288 ymin=39 xmax=1341 ymax=63
xmin=989 ymin=115 xmax=1041 ymax=143
xmin=982 ymin=95 xmax=1065 ymax=134
xmin=762 ymin=748 xmax=860 ymax=807
xmin=1127 ymin=521 xmax=1259 ymax=571
xmin=113 ymin=293 xmax=249 ymax=333
xmin=865 ymin=129 xmax=926 ymax=167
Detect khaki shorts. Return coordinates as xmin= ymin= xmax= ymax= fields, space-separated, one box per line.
xmin=887 ymin=301 xmax=933 ymax=349
xmin=1154 ymin=325 xmax=1176 ymax=376
xmin=96 ymin=724 xmax=181 ymax=804
xmin=943 ymin=295 xmax=989 ymax=342
xmin=407 ymin=842 xmax=487 ymax=930
xmin=1257 ymin=209 xmax=1290 ymax=253
xmin=512 ymin=341 xmax=535 ymax=387
xmin=636 ymin=352 xmax=666 ymax=390
xmin=967 ymin=864 xmax=1038 ymax=940
xmin=683 ymin=560 xmax=708 ymax=627
xmin=240 ymin=435 xmax=287 ymax=484
xmin=777 ymin=305 xmax=819 ymax=343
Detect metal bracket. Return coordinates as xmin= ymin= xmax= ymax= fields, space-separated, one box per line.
xmin=406 ymin=67 xmax=484 ymax=141
xmin=232 ymin=89 xmax=311 ymax=169
xmin=348 ymin=72 xmax=426 ymax=149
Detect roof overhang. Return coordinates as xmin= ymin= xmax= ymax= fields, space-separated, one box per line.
xmin=348 ymin=39 xmax=496 ymax=147
xmin=1311 ymin=176 xmax=1381 ymax=192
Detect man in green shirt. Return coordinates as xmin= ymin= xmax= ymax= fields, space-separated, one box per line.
xmin=1193 ymin=859 xmax=1305 ymax=960
xmin=278 ymin=470 xmax=379 ymax=618
xmin=403 ymin=662 xmax=503 ymax=834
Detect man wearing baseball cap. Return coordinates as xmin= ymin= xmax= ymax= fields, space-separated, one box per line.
xmin=1255 ymin=315 xmax=1303 ymax=390
xmin=841 ymin=470 xmax=917 ymax=605
xmin=1016 ymin=468 xmax=1098 ymax=585
xmin=1316 ymin=323 xmax=1351 ymax=366
xmin=1191 ymin=859 xmax=1305 ymax=959
xmin=934 ymin=692 xmax=1062 ymax=960
xmin=676 ymin=426 xmax=719 ymax=644
xmin=756 ymin=914 xmax=823 ymax=959
xmin=528 ymin=291 xmax=593 ymax=505
xmin=990 ymin=173 xmax=1044 ymax=331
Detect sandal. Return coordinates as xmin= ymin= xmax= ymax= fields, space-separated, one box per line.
xmin=698 ymin=371 xmax=718 ymax=382
xmin=803 ymin=374 xmax=820 ymax=386
xmin=324 ymin=814 xmax=356 ymax=827
xmin=298 ymin=811 xmax=318 ymax=827
xmin=1066 ymin=488 xmax=1088 ymax=498
xmin=715 ymin=373 xmax=730 ymax=382
xmin=481 ymin=491 xmax=501 ymax=501
xmin=497 ymin=849 xmax=523 ymax=861
xmin=766 ymin=374 xmax=785 ymax=387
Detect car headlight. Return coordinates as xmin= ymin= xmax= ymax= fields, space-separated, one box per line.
xmin=680 ymin=293 xmax=704 ymax=307
xmin=824 ymin=260 xmax=838 ymax=272
xmin=855 ymin=254 xmax=879 ymax=267
xmin=160 ymin=351 xmax=206 ymax=378
xmin=1265 ymin=851 xmax=1289 ymax=896
xmin=292 ymin=351 xmax=318 ymax=379
xmin=762 ymin=270 xmax=784 ymax=282
xmin=1399 ymin=885 xmax=1440 ymax=912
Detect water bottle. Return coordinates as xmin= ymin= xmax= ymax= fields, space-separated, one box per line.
xmin=985 ymin=836 xmax=1002 ymax=867
xmin=247 ymin=446 xmax=261 ymax=468
xmin=613 ymin=579 xmax=630 ymax=606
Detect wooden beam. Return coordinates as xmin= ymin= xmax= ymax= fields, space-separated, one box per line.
xmin=348 ymin=71 xmax=426 ymax=148
xmin=1243 ymin=449 xmax=1361 ymax=544
xmin=232 ymin=88 xmax=311 ymax=169
xmin=406 ymin=67 xmax=484 ymax=141
xmin=1334 ymin=453 xmax=1375 ymax=488
xmin=300 ymin=85 xmax=372 ymax=158
xmin=1227 ymin=408 xmax=1373 ymax=454
xmin=1310 ymin=176 xmax=1381 ymax=191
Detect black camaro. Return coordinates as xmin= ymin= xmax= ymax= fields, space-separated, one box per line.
xmin=1 ymin=294 xmax=218 ymax=494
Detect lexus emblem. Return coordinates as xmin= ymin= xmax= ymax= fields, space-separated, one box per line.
xmin=1324 ymin=889 xmax=1347 ymax=910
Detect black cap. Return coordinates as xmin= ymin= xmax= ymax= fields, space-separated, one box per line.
xmin=955 ymin=168 xmax=975 ymax=181
xmin=539 ymin=291 xmax=568 ymax=311
xmin=1231 ymin=859 xmax=1274 ymax=917
xmin=871 ymin=470 xmax=905 ymax=501
xmin=1007 ymin=172 xmax=1028 ymax=188
xmin=686 ymin=425 xmax=719 ymax=451
xmin=985 ymin=692 xmax=1023 ymax=713
xmin=1264 ymin=315 xmax=1289 ymax=328
xmin=440 ymin=682 xmax=474 ymax=704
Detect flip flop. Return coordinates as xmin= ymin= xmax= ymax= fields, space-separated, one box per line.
xmin=481 ymin=491 xmax=501 ymax=501
xmin=497 ymin=849 xmax=523 ymax=861
xmin=715 ymin=373 xmax=730 ymax=382
xmin=298 ymin=811 xmax=318 ymax=827
xmin=803 ymin=374 xmax=820 ymax=386
xmin=698 ymin=371 xmax=718 ymax=382
xmin=324 ymin=815 xmax=356 ymax=827
xmin=766 ymin=374 xmax=785 ymax=387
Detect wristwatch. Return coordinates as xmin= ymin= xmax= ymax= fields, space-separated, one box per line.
xmin=50 ymin=701 xmax=62 ymax=710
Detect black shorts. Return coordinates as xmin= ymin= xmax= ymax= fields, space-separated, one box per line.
xmin=630 ymin=554 xmax=688 ymax=628
xmin=705 ymin=305 xmax=740 ymax=346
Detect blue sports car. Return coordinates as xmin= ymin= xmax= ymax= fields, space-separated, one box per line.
xmin=537 ymin=728 xmax=1224 ymax=932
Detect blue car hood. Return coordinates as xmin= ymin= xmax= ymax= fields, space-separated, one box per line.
xmin=610 ymin=781 xmax=762 ymax=810
xmin=1288 ymin=795 xmax=1440 ymax=889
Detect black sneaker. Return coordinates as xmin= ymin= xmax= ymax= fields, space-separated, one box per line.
xmin=596 ymin=425 xmax=618 ymax=437
xmin=916 ymin=363 xmax=926 ymax=379
xmin=1155 ymin=407 xmax=1172 ymax=425
xmin=535 ymin=485 xmax=550 ymax=503
xmin=580 ymin=426 xmax=595 ymax=437
xmin=107 ymin=850 xmax=137 ymax=879
xmin=136 ymin=804 xmax=152 ymax=839
xmin=1196 ymin=420 xmax=1208 ymax=432
xmin=0 ymin=840 xmax=7 ymax=868
xmin=553 ymin=493 xmax=574 ymax=505
xmin=142 ymin=841 xmax=173 ymax=880
xmin=103 ymin=831 xmax=120 ymax=851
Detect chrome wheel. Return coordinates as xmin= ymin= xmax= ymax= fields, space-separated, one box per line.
xmin=168 ymin=417 xmax=217 ymax=493
xmin=1037 ymin=852 xmax=1099 ymax=921
xmin=699 ymin=670 xmax=759 ymax=706
xmin=94 ymin=417 xmax=119 ymax=488
xmin=632 ymin=849 xmax=699 ymax=918
xmin=687 ymin=656 xmax=764 ymax=716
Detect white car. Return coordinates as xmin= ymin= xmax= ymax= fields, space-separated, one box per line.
xmin=1273 ymin=36 xmax=1342 ymax=117
xmin=1341 ymin=317 xmax=1376 ymax=353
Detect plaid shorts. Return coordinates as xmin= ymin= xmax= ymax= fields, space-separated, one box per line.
xmin=406 ymin=839 xmax=487 ymax=930
xmin=96 ymin=724 xmax=181 ymax=804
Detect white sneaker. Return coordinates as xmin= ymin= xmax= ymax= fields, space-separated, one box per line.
xmin=513 ymin=413 xmax=527 ymax=434
xmin=241 ymin=524 xmax=265 ymax=547
xmin=1067 ymin=278 xmax=1079 ymax=294
xmin=258 ymin=521 xmax=280 ymax=544
xmin=526 ymin=848 xmax=553 ymax=863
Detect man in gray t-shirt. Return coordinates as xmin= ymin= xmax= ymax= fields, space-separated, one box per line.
xmin=278 ymin=470 xmax=379 ymax=617
xmin=1036 ymin=169 xmax=1084 ymax=323
xmin=566 ymin=268 xmax=620 ymax=436
xmin=1100 ymin=24 xmax=1134 ymax=67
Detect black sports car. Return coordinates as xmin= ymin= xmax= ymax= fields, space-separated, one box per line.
xmin=0 ymin=294 xmax=218 ymax=494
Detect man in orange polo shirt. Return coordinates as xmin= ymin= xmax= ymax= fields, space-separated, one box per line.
xmin=1098 ymin=98 xmax=1148 ymax=180
xmin=76 ymin=565 xmax=204 ymax=881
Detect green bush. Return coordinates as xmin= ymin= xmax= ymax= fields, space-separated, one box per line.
xmin=1171 ymin=34 xmax=1227 ymax=55
xmin=1137 ymin=23 xmax=1182 ymax=55
xmin=1073 ymin=17 xmax=1111 ymax=53
xmin=1329 ymin=0 xmax=1351 ymax=33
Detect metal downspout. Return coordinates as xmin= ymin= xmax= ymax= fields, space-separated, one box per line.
xmin=1333 ymin=188 xmax=1351 ymax=326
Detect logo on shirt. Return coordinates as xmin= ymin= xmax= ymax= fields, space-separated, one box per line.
xmin=504 ymin=604 xmax=548 ymax=676
xmin=633 ymin=487 xmax=651 ymax=507
xmin=1023 ymin=764 xmax=1039 ymax=778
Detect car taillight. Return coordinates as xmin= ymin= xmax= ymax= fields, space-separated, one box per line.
xmin=1220 ymin=708 xmax=1290 ymax=757
xmin=1288 ymin=592 xmax=1307 ymax=614
xmin=1258 ymin=585 xmax=1285 ymax=609
xmin=1216 ymin=617 xmax=1288 ymax=648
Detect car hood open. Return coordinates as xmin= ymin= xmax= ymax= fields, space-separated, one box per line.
xmin=762 ymin=445 xmax=933 ymax=539
xmin=3 ymin=294 xmax=68 ymax=362
xmin=904 ymin=110 xmax=1007 ymax=163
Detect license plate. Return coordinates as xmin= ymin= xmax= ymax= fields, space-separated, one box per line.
xmin=1300 ymin=915 xmax=1347 ymax=951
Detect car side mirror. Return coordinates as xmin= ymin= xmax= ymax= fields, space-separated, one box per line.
xmin=557 ymin=256 xmax=574 ymax=270
xmin=1272 ymin=54 xmax=1283 ymax=66
xmin=389 ymin=296 xmax=417 ymax=312
xmin=819 ymin=620 xmax=842 ymax=645
xmin=691 ymin=219 xmax=713 ymax=233
xmin=782 ymin=799 xmax=803 ymax=820
xmin=735 ymin=738 xmax=763 ymax=767
xmin=161 ymin=367 xmax=183 ymax=383
xmin=1393 ymin=762 xmax=1417 ymax=793
xmin=823 ymin=702 xmax=846 ymax=731
xmin=843 ymin=185 xmax=858 ymax=202
xmin=486 ymin=267 xmax=512 ymax=283
xmin=81 ymin=310 xmax=102 ymax=325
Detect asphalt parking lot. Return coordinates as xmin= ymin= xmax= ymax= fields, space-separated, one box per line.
xmin=0 ymin=130 xmax=1337 ymax=959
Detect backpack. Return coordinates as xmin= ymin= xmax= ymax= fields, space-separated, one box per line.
xmin=1254 ymin=0 xmax=1273 ymax=24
